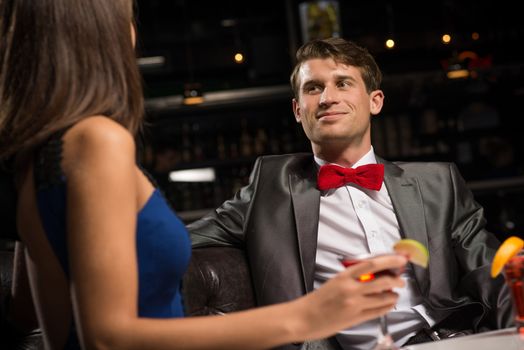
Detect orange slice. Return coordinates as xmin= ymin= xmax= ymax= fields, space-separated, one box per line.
xmin=393 ymin=239 xmax=429 ymax=268
xmin=491 ymin=236 xmax=524 ymax=278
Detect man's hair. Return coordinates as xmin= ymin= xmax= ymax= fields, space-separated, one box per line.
xmin=0 ymin=0 xmax=143 ymax=162
xmin=290 ymin=37 xmax=382 ymax=99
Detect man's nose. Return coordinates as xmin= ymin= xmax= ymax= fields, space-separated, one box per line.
xmin=319 ymin=86 xmax=338 ymax=106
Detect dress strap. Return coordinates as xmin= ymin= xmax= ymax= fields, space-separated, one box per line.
xmin=34 ymin=129 xmax=70 ymax=190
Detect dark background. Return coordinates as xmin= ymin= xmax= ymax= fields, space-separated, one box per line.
xmin=136 ymin=0 xmax=524 ymax=94
xmin=134 ymin=0 xmax=524 ymax=241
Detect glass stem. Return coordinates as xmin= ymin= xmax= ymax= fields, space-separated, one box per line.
xmin=379 ymin=315 xmax=389 ymax=336
xmin=375 ymin=315 xmax=396 ymax=350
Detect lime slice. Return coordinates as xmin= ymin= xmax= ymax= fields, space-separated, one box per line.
xmin=393 ymin=239 xmax=429 ymax=268
xmin=491 ymin=236 xmax=524 ymax=278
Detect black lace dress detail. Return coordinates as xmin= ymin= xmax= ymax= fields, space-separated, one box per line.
xmin=34 ymin=129 xmax=69 ymax=191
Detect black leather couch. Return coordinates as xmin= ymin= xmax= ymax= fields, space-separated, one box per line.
xmin=183 ymin=247 xmax=256 ymax=316
xmin=0 ymin=249 xmax=43 ymax=349
xmin=0 ymin=246 xmax=255 ymax=349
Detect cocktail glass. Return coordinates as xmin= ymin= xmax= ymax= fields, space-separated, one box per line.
xmin=503 ymin=250 xmax=524 ymax=333
xmin=339 ymin=254 xmax=404 ymax=350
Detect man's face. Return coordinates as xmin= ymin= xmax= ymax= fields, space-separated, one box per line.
xmin=292 ymin=58 xmax=384 ymax=151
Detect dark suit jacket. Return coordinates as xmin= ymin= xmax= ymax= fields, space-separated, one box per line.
xmin=188 ymin=153 xmax=513 ymax=350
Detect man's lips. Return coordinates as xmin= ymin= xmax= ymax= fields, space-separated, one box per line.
xmin=316 ymin=111 xmax=346 ymax=119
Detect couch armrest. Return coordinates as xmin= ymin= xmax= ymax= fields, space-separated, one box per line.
xmin=183 ymin=247 xmax=256 ymax=316
xmin=0 ymin=250 xmax=14 ymax=320
xmin=0 ymin=249 xmax=43 ymax=350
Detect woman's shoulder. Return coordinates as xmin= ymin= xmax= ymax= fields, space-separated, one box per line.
xmin=66 ymin=116 xmax=134 ymax=147
xmin=61 ymin=116 xmax=136 ymax=174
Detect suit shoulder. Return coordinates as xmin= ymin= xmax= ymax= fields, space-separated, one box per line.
xmin=256 ymin=153 xmax=312 ymax=162
xmin=256 ymin=153 xmax=313 ymax=167
xmin=391 ymin=161 xmax=456 ymax=176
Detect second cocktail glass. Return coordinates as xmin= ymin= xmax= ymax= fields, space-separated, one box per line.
xmin=339 ymin=254 xmax=404 ymax=350
xmin=503 ymin=250 xmax=524 ymax=333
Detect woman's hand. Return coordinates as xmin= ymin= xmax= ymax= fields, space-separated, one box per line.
xmin=291 ymin=254 xmax=407 ymax=341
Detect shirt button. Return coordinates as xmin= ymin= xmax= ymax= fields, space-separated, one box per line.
xmin=358 ymin=201 xmax=365 ymax=208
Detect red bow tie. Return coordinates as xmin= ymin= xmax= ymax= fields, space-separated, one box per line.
xmin=317 ymin=164 xmax=384 ymax=191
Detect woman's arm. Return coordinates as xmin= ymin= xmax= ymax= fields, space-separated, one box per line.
xmin=63 ymin=116 xmax=406 ymax=350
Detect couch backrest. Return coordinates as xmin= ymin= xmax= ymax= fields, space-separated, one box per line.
xmin=183 ymin=247 xmax=256 ymax=315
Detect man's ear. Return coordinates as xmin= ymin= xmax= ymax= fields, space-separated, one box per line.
xmin=369 ymin=90 xmax=384 ymax=115
xmin=292 ymin=98 xmax=302 ymax=123
xmin=131 ymin=23 xmax=137 ymax=48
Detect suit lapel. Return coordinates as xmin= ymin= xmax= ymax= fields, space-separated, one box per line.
xmin=380 ymin=158 xmax=430 ymax=295
xmin=288 ymin=156 xmax=430 ymax=295
xmin=289 ymin=159 xmax=320 ymax=293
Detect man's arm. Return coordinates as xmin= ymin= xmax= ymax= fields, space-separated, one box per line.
xmin=448 ymin=163 xmax=513 ymax=330
xmin=187 ymin=157 xmax=263 ymax=248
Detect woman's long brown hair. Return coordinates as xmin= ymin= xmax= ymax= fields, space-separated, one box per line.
xmin=0 ymin=0 xmax=143 ymax=165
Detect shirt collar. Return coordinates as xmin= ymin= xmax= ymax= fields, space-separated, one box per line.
xmin=314 ymin=146 xmax=377 ymax=169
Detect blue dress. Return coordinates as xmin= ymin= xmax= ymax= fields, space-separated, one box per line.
xmin=33 ymin=130 xmax=192 ymax=349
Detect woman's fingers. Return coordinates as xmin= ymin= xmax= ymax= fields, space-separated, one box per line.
xmin=359 ymin=290 xmax=399 ymax=310
xmin=359 ymin=303 xmax=399 ymax=322
xmin=336 ymin=255 xmax=407 ymax=294
xmin=298 ymin=255 xmax=408 ymax=339
xmin=361 ymin=275 xmax=405 ymax=294
xmin=343 ymin=254 xmax=407 ymax=280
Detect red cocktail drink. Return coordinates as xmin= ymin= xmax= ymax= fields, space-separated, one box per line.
xmin=339 ymin=254 xmax=404 ymax=350
xmin=340 ymin=256 xmax=405 ymax=282
xmin=504 ymin=252 xmax=524 ymax=332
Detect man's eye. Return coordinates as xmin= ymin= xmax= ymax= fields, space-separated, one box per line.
xmin=305 ymin=85 xmax=322 ymax=94
xmin=337 ymin=81 xmax=350 ymax=88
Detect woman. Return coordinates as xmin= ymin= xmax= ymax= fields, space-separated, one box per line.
xmin=0 ymin=1 xmax=406 ymax=349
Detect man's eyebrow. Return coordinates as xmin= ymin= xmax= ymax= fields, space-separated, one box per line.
xmin=301 ymin=79 xmax=322 ymax=89
xmin=334 ymin=74 xmax=357 ymax=82
xmin=301 ymin=74 xmax=359 ymax=89
xmin=302 ymin=75 xmax=357 ymax=86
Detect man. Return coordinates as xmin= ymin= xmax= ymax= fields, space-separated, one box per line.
xmin=188 ymin=38 xmax=512 ymax=350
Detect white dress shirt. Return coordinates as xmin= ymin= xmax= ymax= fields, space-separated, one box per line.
xmin=314 ymin=147 xmax=444 ymax=349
